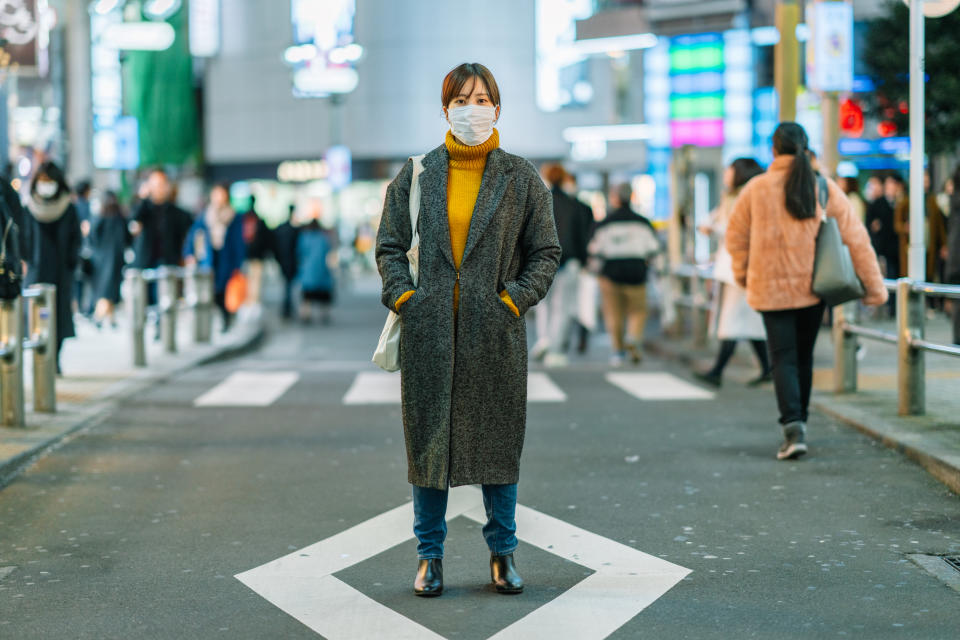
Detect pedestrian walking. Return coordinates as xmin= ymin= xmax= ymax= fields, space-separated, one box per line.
xmin=838 ymin=176 xmax=866 ymax=225
xmin=0 ymin=175 xmax=26 ymax=300
xmin=866 ymin=174 xmax=900 ymax=317
xmin=726 ymin=122 xmax=888 ymax=461
xmin=894 ymin=170 xmax=947 ymax=282
xmin=73 ymin=180 xmax=95 ymax=317
xmin=296 ymin=217 xmax=335 ymax=324
xmin=22 ymin=161 xmax=82 ymax=375
xmin=130 ymin=168 xmax=193 ymax=271
xmin=241 ymin=195 xmax=272 ymax=306
xmin=694 ymin=158 xmax=771 ymax=388
xmin=183 ymin=184 xmax=246 ymax=331
xmin=532 ymin=163 xmax=592 ymax=367
xmin=589 ymin=182 xmax=660 ymax=366
xmin=376 ymin=62 xmax=560 ymax=598
xmin=947 ymin=166 xmax=960 ymax=344
xmin=89 ymin=191 xmax=130 ymax=328
xmin=273 ymin=204 xmax=300 ymax=320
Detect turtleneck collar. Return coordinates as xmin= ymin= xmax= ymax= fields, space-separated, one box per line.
xmin=445 ymin=128 xmax=500 ymax=170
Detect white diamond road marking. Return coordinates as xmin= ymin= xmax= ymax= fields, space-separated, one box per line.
xmin=606 ymin=372 xmax=715 ymax=400
xmin=342 ymin=372 xmax=566 ymax=405
xmin=235 ymin=486 xmax=691 ymax=639
xmin=193 ymin=371 xmax=300 ymax=407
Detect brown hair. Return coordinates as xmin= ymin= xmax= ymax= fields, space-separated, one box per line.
xmin=441 ymin=63 xmax=501 ymax=108
xmin=543 ymin=163 xmax=567 ymax=187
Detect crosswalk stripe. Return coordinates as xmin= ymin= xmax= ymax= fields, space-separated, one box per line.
xmin=342 ymin=372 xmax=567 ymax=405
xmin=605 ymin=372 xmax=715 ymax=400
xmin=194 ymin=371 xmax=300 ymax=407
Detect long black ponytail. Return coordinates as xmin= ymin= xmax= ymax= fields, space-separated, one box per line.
xmin=773 ymin=122 xmax=816 ymax=220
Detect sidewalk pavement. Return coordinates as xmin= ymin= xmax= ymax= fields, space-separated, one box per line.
xmin=646 ymin=310 xmax=960 ymax=494
xmin=0 ymin=304 xmax=266 ymax=486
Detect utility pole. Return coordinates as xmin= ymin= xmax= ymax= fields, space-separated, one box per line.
xmin=774 ymin=0 xmax=800 ymax=122
xmin=907 ymin=0 xmax=925 ymax=281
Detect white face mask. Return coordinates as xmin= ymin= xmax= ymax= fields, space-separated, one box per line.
xmin=447 ymin=105 xmax=497 ymax=146
xmin=36 ymin=181 xmax=59 ymax=199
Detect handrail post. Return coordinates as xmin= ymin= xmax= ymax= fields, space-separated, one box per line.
xmin=158 ymin=267 xmax=178 ymax=354
xmin=126 ymin=269 xmax=147 ymax=367
xmin=0 ymin=297 xmax=25 ymax=427
xmin=833 ymin=301 xmax=857 ymax=393
xmin=28 ymin=285 xmax=57 ymax=413
xmin=897 ymin=278 xmax=925 ymax=416
xmin=191 ymin=268 xmax=213 ymax=344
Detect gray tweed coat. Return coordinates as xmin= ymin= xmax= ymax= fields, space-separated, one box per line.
xmin=376 ymin=144 xmax=560 ymax=489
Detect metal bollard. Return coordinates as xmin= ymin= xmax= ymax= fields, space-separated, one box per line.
xmin=832 ymin=301 xmax=858 ymax=393
xmin=27 ymin=285 xmax=57 ymax=413
xmin=126 ymin=269 xmax=147 ymax=367
xmin=897 ymin=278 xmax=925 ymax=416
xmin=0 ymin=297 xmax=25 ymax=427
xmin=158 ymin=267 xmax=178 ymax=354
xmin=191 ymin=268 xmax=214 ymax=344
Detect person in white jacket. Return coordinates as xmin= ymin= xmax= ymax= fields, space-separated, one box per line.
xmin=694 ymin=158 xmax=772 ymax=387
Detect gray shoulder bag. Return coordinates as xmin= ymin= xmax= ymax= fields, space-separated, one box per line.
xmin=811 ymin=174 xmax=865 ymax=307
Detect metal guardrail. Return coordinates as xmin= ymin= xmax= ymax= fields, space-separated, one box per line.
xmin=124 ymin=266 xmax=215 ymax=367
xmin=669 ymin=265 xmax=960 ymax=417
xmin=0 ymin=285 xmax=58 ymax=427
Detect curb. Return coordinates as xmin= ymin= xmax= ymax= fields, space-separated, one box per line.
xmin=812 ymin=397 xmax=960 ymax=496
xmin=0 ymin=318 xmax=267 ymax=490
xmin=647 ymin=335 xmax=960 ymax=496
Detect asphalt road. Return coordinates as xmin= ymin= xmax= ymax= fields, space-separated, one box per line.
xmin=1 ymin=283 xmax=958 ymax=639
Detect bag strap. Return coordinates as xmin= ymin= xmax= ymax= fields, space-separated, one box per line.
xmin=408 ymin=154 xmax=426 ymax=243
xmin=817 ymin=174 xmax=829 ymax=221
xmin=0 ymin=218 xmax=11 ymax=262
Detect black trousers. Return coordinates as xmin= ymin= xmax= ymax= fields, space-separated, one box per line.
xmin=761 ymin=302 xmax=825 ymax=425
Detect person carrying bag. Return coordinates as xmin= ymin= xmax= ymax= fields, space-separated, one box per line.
xmin=726 ymin=122 xmax=887 ymax=461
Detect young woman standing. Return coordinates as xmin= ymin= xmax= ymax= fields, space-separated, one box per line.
xmin=376 ymin=63 xmax=560 ymax=597
xmin=726 ymin=123 xmax=887 ymax=460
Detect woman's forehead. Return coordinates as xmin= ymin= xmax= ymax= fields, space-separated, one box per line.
xmin=458 ymin=76 xmax=488 ymax=97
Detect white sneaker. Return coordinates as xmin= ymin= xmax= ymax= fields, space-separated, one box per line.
xmin=609 ymin=352 xmax=626 ymax=368
xmin=543 ymin=352 xmax=569 ymax=368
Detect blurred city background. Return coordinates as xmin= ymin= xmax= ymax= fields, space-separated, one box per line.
xmin=1 ymin=1 xmax=959 ymax=638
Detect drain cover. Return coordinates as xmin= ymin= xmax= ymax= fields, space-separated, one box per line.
xmin=908 ymin=554 xmax=960 ymax=593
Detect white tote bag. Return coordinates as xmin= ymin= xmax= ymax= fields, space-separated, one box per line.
xmin=372 ymin=155 xmax=425 ymax=371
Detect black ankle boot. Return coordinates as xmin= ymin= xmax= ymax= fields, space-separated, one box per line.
xmin=490 ymin=553 xmax=524 ymax=594
xmin=414 ymin=558 xmax=443 ymax=597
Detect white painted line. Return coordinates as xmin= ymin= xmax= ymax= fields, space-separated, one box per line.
xmin=527 ymin=372 xmax=567 ymax=402
xmin=343 ymin=372 xmax=568 ymax=405
xmin=236 ymin=486 xmax=690 ymax=639
xmin=606 ymin=372 xmax=715 ymax=400
xmin=194 ymin=371 xmax=300 ymax=407
xmin=342 ymin=372 xmax=401 ymax=405
xmin=237 ymin=574 xmax=444 ymax=640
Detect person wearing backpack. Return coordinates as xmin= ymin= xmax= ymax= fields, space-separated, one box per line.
xmin=726 ymin=123 xmax=887 ymax=461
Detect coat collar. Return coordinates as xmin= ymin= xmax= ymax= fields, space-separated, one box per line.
xmin=418 ymin=145 xmax=515 ymax=269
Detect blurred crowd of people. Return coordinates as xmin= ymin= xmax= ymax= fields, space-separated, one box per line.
xmin=0 ymin=163 xmax=340 ymax=374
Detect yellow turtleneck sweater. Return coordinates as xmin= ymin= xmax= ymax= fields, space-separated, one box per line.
xmin=395 ymin=128 xmax=518 ymax=316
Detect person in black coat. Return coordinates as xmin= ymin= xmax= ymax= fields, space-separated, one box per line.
xmin=90 ymin=191 xmax=130 ymax=328
xmin=130 ymin=168 xmax=193 ymax=270
xmin=272 ymin=204 xmax=300 ymax=319
xmin=22 ymin=161 xmax=82 ymax=374
xmin=865 ymin=173 xmax=900 ymax=317
xmin=241 ymin=195 xmax=272 ymax=306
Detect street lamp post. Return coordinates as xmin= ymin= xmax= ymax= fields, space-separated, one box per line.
xmin=907 ymin=0 xmax=926 ymax=281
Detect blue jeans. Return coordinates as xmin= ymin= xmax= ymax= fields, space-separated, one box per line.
xmin=412 ymin=484 xmax=518 ymax=560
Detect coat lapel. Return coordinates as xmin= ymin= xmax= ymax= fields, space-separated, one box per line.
xmin=418 ymin=145 xmax=455 ymax=268
xmin=461 ymin=148 xmax=512 ymax=265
